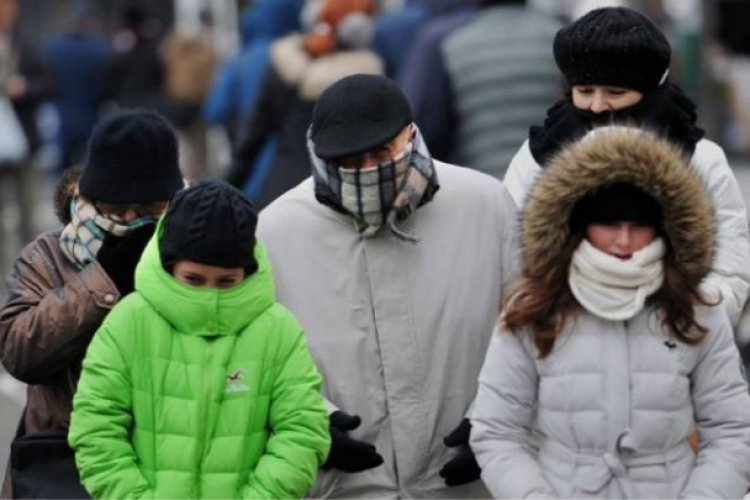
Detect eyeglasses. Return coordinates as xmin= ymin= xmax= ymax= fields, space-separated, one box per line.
xmin=94 ymin=200 xmax=169 ymax=219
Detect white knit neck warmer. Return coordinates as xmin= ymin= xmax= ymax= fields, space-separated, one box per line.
xmin=568 ymin=238 xmax=666 ymax=321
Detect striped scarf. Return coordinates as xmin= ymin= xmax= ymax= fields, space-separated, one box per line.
xmin=59 ymin=198 xmax=156 ymax=270
xmin=309 ymin=125 xmax=439 ymax=243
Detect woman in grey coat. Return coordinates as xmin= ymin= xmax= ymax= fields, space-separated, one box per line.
xmin=471 ymin=126 xmax=750 ymax=498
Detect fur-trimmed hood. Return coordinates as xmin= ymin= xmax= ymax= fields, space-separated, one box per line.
xmin=523 ymin=126 xmax=715 ymax=288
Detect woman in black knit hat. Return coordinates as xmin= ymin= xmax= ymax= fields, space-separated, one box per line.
xmin=502 ymin=6 xmax=750 ymax=330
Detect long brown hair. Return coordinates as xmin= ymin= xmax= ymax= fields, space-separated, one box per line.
xmin=502 ymin=232 xmax=710 ymax=358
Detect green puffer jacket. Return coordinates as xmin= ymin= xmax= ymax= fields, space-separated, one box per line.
xmin=69 ymin=224 xmax=330 ymax=499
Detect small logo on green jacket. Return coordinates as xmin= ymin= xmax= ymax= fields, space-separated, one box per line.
xmin=226 ymin=369 xmax=250 ymax=394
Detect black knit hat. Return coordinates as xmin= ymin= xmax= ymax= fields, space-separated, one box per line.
xmin=310 ymin=74 xmax=413 ymax=160
xmin=553 ymin=7 xmax=671 ymax=93
xmin=160 ymin=180 xmax=259 ymax=274
xmin=79 ymin=109 xmax=183 ymax=204
xmin=570 ymin=183 xmax=662 ymax=232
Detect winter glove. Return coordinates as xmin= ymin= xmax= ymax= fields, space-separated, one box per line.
xmin=322 ymin=411 xmax=384 ymax=473
xmin=96 ymin=223 xmax=156 ymax=296
xmin=439 ymin=418 xmax=481 ymax=487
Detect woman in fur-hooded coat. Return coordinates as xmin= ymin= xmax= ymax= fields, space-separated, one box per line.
xmin=470 ymin=126 xmax=750 ymax=499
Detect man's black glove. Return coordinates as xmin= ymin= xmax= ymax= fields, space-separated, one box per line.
xmin=322 ymin=411 xmax=384 ymax=473
xmin=439 ymin=418 xmax=481 ymax=487
xmin=96 ymin=223 xmax=156 ymax=296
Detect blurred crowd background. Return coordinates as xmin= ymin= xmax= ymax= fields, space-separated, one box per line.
xmin=0 ymin=0 xmax=748 ymax=283
xmin=0 ymin=0 xmax=750 ymax=479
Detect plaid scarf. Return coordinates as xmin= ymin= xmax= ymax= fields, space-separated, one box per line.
xmin=309 ymin=125 xmax=439 ymax=243
xmin=59 ymin=198 xmax=155 ymax=269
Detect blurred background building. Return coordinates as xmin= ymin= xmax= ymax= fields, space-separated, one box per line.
xmin=1 ymin=0 xmax=750 ymax=478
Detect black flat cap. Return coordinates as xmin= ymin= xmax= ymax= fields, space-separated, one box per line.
xmin=310 ymin=74 xmax=413 ymax=160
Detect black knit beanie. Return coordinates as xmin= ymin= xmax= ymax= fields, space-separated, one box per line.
xmin=570 ymin=183 xmax=662 ymax=233
xmin=79 ymin=109 xmax=183 ymax=204
xmin=160 ymin=180 xmax=259 ymax=274
xmin=553 ymin=7 xmax=671 ymax=93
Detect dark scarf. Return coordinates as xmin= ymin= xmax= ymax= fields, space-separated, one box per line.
xmin=529 ymin=82 xmax=705 ymax=166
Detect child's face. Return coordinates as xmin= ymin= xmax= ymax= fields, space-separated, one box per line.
xmin=172 ymin=260 xmax=245 ymax=289
xmin=586 ymin=222 xmax=656 ymax=260
xmin=572 ymin=85 xmax=643 ymax=113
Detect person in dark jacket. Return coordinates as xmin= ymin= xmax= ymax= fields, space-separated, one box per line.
xmin=0 ymin=110 xmax=183 ymax=499
xmin=45 ymin=1 xmax=112 ymax=172
xmin=203 ymin=0 xmax=300 ymax=199
xmin=396 ymin=0 xmax=479 ymax=162
xmin=227 ymin=0 xmax=383 ymax=209
xmin=103 ymin=5 xmax=164 ymax=111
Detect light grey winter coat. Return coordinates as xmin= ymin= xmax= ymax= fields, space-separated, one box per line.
xmin=504 ymin=137 xmax=750 ymax=329
xmin=472 ymin=127 xmax=750 ymax=499
xmin=258 ymin=161 xmax=519 ymax=498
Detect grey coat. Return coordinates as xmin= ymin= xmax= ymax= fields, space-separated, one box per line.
xmin=257 ymin=161 xmax=519 ymax=498
xmin=472 ymin=307 xmax=750 ymax=498
xmin=473 ymin=127 xmax=750 ymax=499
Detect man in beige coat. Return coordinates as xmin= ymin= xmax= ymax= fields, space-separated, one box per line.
xmin=258 ymin=74 xmax=519 ymax=498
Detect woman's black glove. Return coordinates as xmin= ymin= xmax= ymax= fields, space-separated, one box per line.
xmin=322 ymin=411 xmax=384 ymax=473
xmin=439 ymin=418 xmax=481 ymax=487
xmin=96 ymin=224 xmax=156 ymax=296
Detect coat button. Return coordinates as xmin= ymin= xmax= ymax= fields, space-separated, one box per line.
xmin=103 ymin=294 xmax=116 ymax=305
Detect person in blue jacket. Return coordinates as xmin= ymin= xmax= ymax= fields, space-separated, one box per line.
xmin=203 ymin=0 xmax=300 ymax=200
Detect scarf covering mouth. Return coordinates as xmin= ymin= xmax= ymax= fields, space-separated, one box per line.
xmin=529 ymin=82 xmax=705 ymax=166
xmin=568 ymin=238 xmax=666 ymax=321
xmin=59 ymin=197 xmax=156 ymax=269
xmin=309 ymin=124 xmax=439 ymax=243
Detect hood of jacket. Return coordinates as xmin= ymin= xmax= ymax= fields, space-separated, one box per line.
xmin=133 ymin=217 xmax=275 ymax=337
xmin=241 ymin=0 xmax=300 ymax=47
xmin=523 ymin=126 xmax=714 ymax=288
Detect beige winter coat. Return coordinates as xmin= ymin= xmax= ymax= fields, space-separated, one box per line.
xmin=258 ymin=161 xmax=520 ymax=498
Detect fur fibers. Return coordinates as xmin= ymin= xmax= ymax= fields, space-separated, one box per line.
xmin=522 ymin=126 xmax=715 ymax=289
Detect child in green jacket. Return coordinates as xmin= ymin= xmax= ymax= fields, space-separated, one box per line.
xmin=69 ymin=180 xmax=330 ymax=499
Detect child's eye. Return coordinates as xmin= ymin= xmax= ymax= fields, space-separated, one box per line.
xmin=576 ymin=87 xmax=593 ymax=94
xmin=217 ymin=279 xmax=238 ymax=289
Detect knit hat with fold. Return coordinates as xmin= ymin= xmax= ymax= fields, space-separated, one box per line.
xmin=160 ymin=180 xmax=258 ymax=274
xmin=553 ymin=7 xmax=671 ymax=93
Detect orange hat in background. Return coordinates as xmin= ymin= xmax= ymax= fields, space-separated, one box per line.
xmin=303 ymin=0 xmax=377 ymax=58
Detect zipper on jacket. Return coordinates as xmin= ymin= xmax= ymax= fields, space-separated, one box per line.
xmin=195 ymin=343 xmax=214 ymax=495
